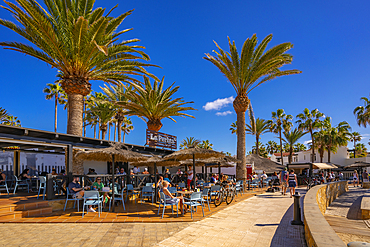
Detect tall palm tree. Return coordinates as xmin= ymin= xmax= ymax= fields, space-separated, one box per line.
xmin=101 ymin=83 xmax=132 ymax=142
xmin=246 ymin=118 xmax=271 ymax=156
xmin=0 ymin=108 xmax=9 ymax=123
xmin=204 ymin=34 xmax=301 ymax=181
xmin=266 ymin=140 xmax=278 ymax=156
xmin=282 ymin=128 xmax=306 ymax=168
xmin=349 ymin=132 xmax=362 ymax=158
xmin=120 ymin=76 xmax=195 ymax=132
xmin=121 ymin=117 xmax=134 ymax=143
xmin=270 ymin=109 xmax=293 ymax=166
xmin=180 ymin=137 xmax=201 ymax=149
xmin=355 ymin=143 xmax=367 ymax=158
xmin=324 ymin=119 xmax=351 ymax=163
xmin=354 ymin=96 xmax=370 ymax=128
xmin=199 ymin=140 xmax=213 ymax=150
xmin=0 ymin=0 xmax=156 ymax=136
xmin=296 ymin=109 xmax=324 ymax=165
xmin=43 ymin=81 xmax=65 ymax=132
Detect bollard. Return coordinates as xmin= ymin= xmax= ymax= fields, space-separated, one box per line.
xmin=46 ymin=174 xmax=54 ymax=200
xmin=248 ymin=180 xmax=250 ymax=191
xmin=291 ymin=192 xmax=303 ymax=225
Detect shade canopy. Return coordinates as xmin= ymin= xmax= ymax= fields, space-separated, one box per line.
xmin=246 ymin=154 xmax=284 ymax=174
xmin=163 ymin=147 xmax=225 ymax=161
xmin=75 ymin=143 xmax=148 ymax=162
xmin=130 ymin=156 xmax=181 ymax=167
xmin=346 ymin=162 xmax=370 ymax=168
xmin=289 ymin=163 xmax=338 ymax=169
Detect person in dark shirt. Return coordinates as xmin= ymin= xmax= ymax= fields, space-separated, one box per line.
xmin=68 ymin=176 xmax=94 ymax=212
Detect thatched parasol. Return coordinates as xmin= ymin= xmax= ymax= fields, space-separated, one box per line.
xmin=75 ymin=143 xmax=148 ymax=212
xmin=246 ymin=154 xmax=284 ymax=174
xmin=163 ymin=148 xmax=225 ymax=187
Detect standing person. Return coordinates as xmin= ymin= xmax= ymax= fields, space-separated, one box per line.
xmin=353 ymin=170 xmax=359 ymax=187
xmin=338 ymin=172 xmax=344 ymax=181
xmin=331 ymin=171 xmax=336 ymax=181
xmin=288 ymin=169 xmax=298 ymax=198
xmin=363 ymin=170 xmax=369 ymax=185
xmin=186 ymin=166 xmax=193 ymax=189
xmin=280 ymin=168 xmax=288 ymax=196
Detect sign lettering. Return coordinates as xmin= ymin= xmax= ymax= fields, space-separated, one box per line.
xmin=146 ymin=129 xmax=177 ymax=150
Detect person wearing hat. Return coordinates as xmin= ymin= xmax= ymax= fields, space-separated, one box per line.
xmin=142 ymin=168 xmax=149 ymax=174
xmin=280 ymin=167 xmax=288 ymax=196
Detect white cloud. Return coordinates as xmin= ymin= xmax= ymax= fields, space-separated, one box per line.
xmin=203 ymin=96 xmax=234 ymax=111
xmin=216 ymin=111 xmax=233 ymax=116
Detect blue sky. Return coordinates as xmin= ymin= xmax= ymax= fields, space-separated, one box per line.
xmin=0 ymin=0 xmax=369 ymax=155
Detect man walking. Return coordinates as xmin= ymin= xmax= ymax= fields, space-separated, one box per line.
xmin=280 ymin=167 xmax=288 ymax=196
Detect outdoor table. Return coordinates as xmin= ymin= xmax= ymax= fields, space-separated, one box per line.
xmin=177 ymin=190 xmax=195 ymax=214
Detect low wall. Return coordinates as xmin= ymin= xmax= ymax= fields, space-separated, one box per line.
xmin=303 ymin=181 xmax=348 ymax=247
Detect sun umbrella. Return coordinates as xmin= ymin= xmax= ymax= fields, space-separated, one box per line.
xmin=75 ymin=143 xmax=148 ymax=212
xmin=163 ymin=147 xmax=225 ymax=188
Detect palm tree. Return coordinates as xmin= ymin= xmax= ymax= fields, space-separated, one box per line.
xmin=121 ymin=117 xmax=134 ymax=143
xmin=204 ymin=34 xmax=301 ymax=181
xmin=282 ymin=128 xmax=306 ymax=168
xmin=180 ymin=137 xmax=201 ymax=149
xmin=296 ymin=109 xmax=324 ymax=165
xmin=0 ymin=108 xmax=9 ymax=123
xmin=294 ymin=143 xmax=307 ymax=152
xmin=355 ymin=143 xmax=367 ymax=158
xmin=246 ymin=118 xmax=271 ymax=156
xmin=324 ymin=119 xmax=351 ymax=163
xmin=230 ymin=121 xmax=238 ymax=134
xmin=354 ymin=96 xmax=370 ymax=128
xmin=121 ymin=76 xmax=195 ymax=132
xmin=0 ymin=0 xmax=156 ymax=136
xmin=349 ymin=132 xmax=362 ymax=158
xmin=3 ymin=115 xmax=21 ymax=127
xmin=199 ymin=140 xmax=213 ymax=150
xmin=266 ymin=140 xmax=278 ymax=156
xmin=270 ymin=109 xmax=293 ymax=166
xmin=43 ymin=81 xmax=65 ymax=132
xmin=101 ymin=84 xmax=133 ymax=142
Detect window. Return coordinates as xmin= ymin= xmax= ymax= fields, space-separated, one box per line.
xmin=277 ymin=158 xmax=281 ymax=162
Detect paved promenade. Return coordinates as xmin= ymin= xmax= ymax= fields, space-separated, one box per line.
xmin=155 ymin=189 xmax=306 ymax=247
xmin=0 ymin=189 xmax=306 ymax=246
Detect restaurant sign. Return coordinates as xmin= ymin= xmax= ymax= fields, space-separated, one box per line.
xmin=146 ymin=129 xmax=177 ymax=150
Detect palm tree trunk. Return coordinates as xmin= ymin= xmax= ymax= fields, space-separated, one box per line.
xmin=114 ymin=122 xmax=117 ymax=142
xmin=236 ymin=111 xmax=246 ymax=181
xmin=123 ymin=132 xmax=126 ymax=143
xmin=54 ymin=95 xmax=58 ymax=132
xmin=98 ymin=120 xmax=101 ymax=139
xmin=102 ymin=130 xmax=106 ymax=140
xmin=66 ymin=94 xmax=84 ymax=136
xmin=256 ymin=135 xmax=259 ymax=156
xmin=279 ymin=129 xmax=284 ymax=166
xmin=327 ymin=146 xmax=331 ymax=163
xmin=310 ymin=129 xmax=315 ymax=163
xmin=354 ymin=140 xmax=356 ymax=158
xmin=117 ymin=119 xmax=122 ymax=143
xmin=288 ymin=146 xmax=293 ymax=170
xmin=320 ymin=147 xmax=324 ymax=162
xmin=94 ymin=124 xmax=96 ymax=139
xmin=108 ymin=124 xmax=111 ymax=140
xmin=83 ymin=100 xmax=86 ymax=137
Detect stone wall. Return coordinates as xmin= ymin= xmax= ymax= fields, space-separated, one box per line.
xmin=303 ymin=181 xmax=348 ymax=247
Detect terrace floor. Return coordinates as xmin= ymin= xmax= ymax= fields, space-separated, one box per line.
xmin=0 ymin=188 xmax=266 ymax=223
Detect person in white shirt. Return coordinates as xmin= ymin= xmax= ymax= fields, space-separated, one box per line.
xmin=133 ymin=166 xmax=140 ymax=174
xmin=187 ymin=166 xmax=194 ymax=189
xmin=260 ymin=171 xmax=268 ymax=180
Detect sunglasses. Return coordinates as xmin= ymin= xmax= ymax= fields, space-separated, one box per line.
xmin=97 ymin=179 xmax=101 ymax=180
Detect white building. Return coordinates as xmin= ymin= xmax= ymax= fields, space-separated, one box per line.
xmin=271 ymin=146 xmax=350 ymax=167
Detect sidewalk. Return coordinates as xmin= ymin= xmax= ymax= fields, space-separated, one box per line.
xmin=155 ymin=189 xmax=306 ymax=247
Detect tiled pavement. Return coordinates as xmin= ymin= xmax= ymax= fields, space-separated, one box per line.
xmin=154 ymin=189 xmax=307 ymax=247
xmin=0 ymin=222 xmax=190 ymax=247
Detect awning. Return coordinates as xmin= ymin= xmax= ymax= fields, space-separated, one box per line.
xmin=346 ymin=162 xmax=370 ymax=168
xmin=312 ymin=163 xmax=338 ymax=169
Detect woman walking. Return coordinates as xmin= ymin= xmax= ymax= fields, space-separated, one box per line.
xmin=288 ymin=169 xmax=298 ymax=198
xmin=353 ymin=170 xmax=359 ymax=187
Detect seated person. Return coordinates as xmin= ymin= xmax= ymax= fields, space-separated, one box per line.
xmin=118 ymin=168 xmax=126 ymax=175
xmin=68 ymin=176 xmax=94 ymax=212
xmin=58 ymin=169 xmax=66 ymax=177
xmin=161 ymin=181 xmax=185 ymax=214
xmin=0 ymin=169 xmax=6 ymax=183
xmin=18 ymin=169 xmax=33 ymax=192
xmin=210 ymin=174 xmax=217 ymax=183
xmin=51 ymin=168 xmax=57 ymax=176
xmin=164 ymin=173 xmax=171 ymax=183
xmin=142 ymin=168 xmax=149 ymax=174
xmin=176 ymin=169 xmax=183 ymax=175
xmin=93 ymin=177 xmax=110 ymax=205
